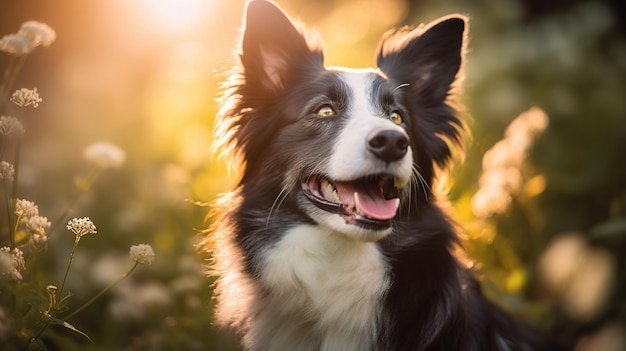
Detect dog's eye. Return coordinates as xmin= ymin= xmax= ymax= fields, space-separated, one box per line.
xmin=389 ymin=111 xmax=404 ymax=125
xmin=315 ymin=105 xmax=335 ymax=117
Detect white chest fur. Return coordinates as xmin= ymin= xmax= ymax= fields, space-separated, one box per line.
xmin=247 ymin=224 xmax=389 ymax=351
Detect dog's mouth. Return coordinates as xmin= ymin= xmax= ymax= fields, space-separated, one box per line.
xmin=302 ymin=174 xmax=401 ymax=230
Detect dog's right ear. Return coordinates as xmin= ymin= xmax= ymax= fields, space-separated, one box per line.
xmin=377 ymin=16 xmax=467 ymax=105
xmin=240 ymin=0 xmax=323 ymax=92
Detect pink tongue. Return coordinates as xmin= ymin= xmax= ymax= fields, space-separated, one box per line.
xmin=335 ymin=182 xmax=399 ymax=220
xmin=355 ymin=193 xmax=399 ymax=220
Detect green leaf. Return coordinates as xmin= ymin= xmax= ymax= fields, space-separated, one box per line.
xmin=590 ymin=218 xmax=626 ymax=240
xmin=15 ymin=229 xmax=30 ymax=246
xmin=58 ymin=320 xmax=94 ymax=344
xmin=43 ymin=313 xmax=93 ymax=344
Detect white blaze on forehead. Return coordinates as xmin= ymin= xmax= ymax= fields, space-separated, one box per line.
xmin=326 ymin=69 xmax=413 ymax=184
xmin=341 ymin=69 xmax=379 ymax=118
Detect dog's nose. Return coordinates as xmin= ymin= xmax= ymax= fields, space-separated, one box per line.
xmin=366 ymin=128 xmax=409 ymax=162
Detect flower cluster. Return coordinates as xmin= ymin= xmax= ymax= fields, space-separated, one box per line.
xmin=0 ymin=34 xmax=33 ymax=56
xmin=0 ymin=246 xmax=26 ymax=282
xmin=15 ymin=198 xmax=39 ymax=218
xmin=18 ymin=21 xmax=56 ymax=48
xmin=84 ymin=142 xmax=127 ymax=169
xmin=10 ymin=88 xmax=42 ymax=108
xmin=24 ymin=215 xmax=51 ymax=236
xmin=0 ymin=161 xmax=14 ymax=181
xmin=539 ymin=233 xmax=614 ymax=320
xmin=15 ymin=199 xmax=51 ymax=250
xmin=66 ymin=217 xmax=98 ymax=237
xmin=0 ymin=116 xmax=25 ymax=137
xmin=0 ymin=21 xmax=55 ymax=56
xmin=471 ymin=107 xmax=549 ymax=218
xmin=0 ymin=250 xmax=13 ymax=277
xmin=129 ymin=244 xmax=155 ymax=265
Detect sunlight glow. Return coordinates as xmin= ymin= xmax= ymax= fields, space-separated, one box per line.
xmin=130 ymin=0 xmax=214 ymax=35
xmin=319 ymin=0 xmax=407 ymax=44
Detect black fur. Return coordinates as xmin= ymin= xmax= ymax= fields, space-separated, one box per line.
xmin=207 ymin=1 xmax=567 ymax=350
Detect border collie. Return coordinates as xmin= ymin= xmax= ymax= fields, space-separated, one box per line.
xmin=205 ymin=1 xmax=567 ymax=350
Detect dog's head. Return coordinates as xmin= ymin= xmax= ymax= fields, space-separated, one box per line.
xmin=216 ymin=0 xmax=467 ymax=241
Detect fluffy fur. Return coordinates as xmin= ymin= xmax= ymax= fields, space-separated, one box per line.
xmin=204 ymin=1 xmax=567 ymax=350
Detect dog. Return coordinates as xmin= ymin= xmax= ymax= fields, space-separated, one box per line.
xmin=205 ymin=1 xmax=567 ymax=350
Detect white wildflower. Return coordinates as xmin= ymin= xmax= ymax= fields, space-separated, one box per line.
xmin=32 ymin=233 xmax=48 ymax=250
xmin=15 ymin=199 xmax=39 ymax=218
xmin=471 ymin=107 xmax=549 ymax=218
xmin=66 ymin=217 xmax=97 ymax=237
xmin=17 ymin=21 xmax=56 ymax=48
xmin=0 ymin=252 xmax=12 ymax=277
xmin=0 ymin=21 xmax=54 ymax=56
xmin=0 ymin=116 xmax=25 ymax=137
xmin=0 ymin=246 xmax=26 ymax=282
xmin=0 ymin=33 xmax=35 ymax=55
xmin=0 ymin=161 xmax=14 ymax=182
xmin=11 ymin=88 xmax=42 ymax=108
xmin=83 ymin=142 xmax=126 ymax=169
xmin=129 ymin=244 xmax=155 ymax=265
xmin=24 ymin=215 xmax=51 ymax=236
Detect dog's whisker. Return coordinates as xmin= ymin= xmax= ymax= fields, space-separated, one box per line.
xmin=416 ymin=171 xmax=431 ymax=202
xmin=267 ymin=186 xmax=289 ymax=228
xmin=268 ymin=162 xmax=328 ymax=229
xmin=405 ymin=171 xmax=417 ymax=215
xmin=393 ymin=83 xmax=411 ymax=92
xmin=308 ymin=162 xmax=327 ymax=180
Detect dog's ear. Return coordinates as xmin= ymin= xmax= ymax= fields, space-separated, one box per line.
xmin=377 ymin=16 xmax=467 ymax=105
xmin=240 ymin=0 xmax=323 ymax=92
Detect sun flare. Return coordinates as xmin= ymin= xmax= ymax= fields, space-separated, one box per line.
xmin=129 ymin=0 xmax=215 ymax=35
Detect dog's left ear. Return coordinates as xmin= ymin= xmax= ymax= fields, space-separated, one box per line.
xmin=240 ymin=0 xmax=324 ymax=92
xmin=377 ymin=16 xmax=467 ymax=105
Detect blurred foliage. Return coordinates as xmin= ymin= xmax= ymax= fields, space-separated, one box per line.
xmin=0 ymin=0 xmax=624 ymax=350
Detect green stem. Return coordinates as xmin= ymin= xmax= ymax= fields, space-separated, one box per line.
xmin=8 ymin=138 xmax=21 ymax=248
xmin=0 ymin=56 xmax=16 ymax=110
xmin=32 ymin=287 xmax=57 ymax=344
xmin=31 ymin=319 xmax=52 ymax=344
xmin=57 ymin=235 xmax=81 ymax=308
xmin=13 ymin=213 xmax=23 ymax=242
xmin=64 ymin=261 xmax=139 ymax=320
xmin=0 ymin=56 xmax=28 ymax=111
xmin=0 ymin=139 xmax=8 ymax=244
xmin=2 ymin=179 xmax=11 ymax=246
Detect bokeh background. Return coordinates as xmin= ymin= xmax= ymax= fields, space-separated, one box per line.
xmin=1 ymin=0 xmax=624 ymax=350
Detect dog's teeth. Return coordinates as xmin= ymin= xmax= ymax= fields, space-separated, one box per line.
xmin=321 ymin=178 xmax=339 ymax=202
xmin=354 ymin=192 xmax=362 ymax=214
xmin=330 ymin=189 xmax=340 ymax=203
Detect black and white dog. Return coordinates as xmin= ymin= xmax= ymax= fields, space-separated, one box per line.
xmin=206 ymin=1 xmax=566 ymax=350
